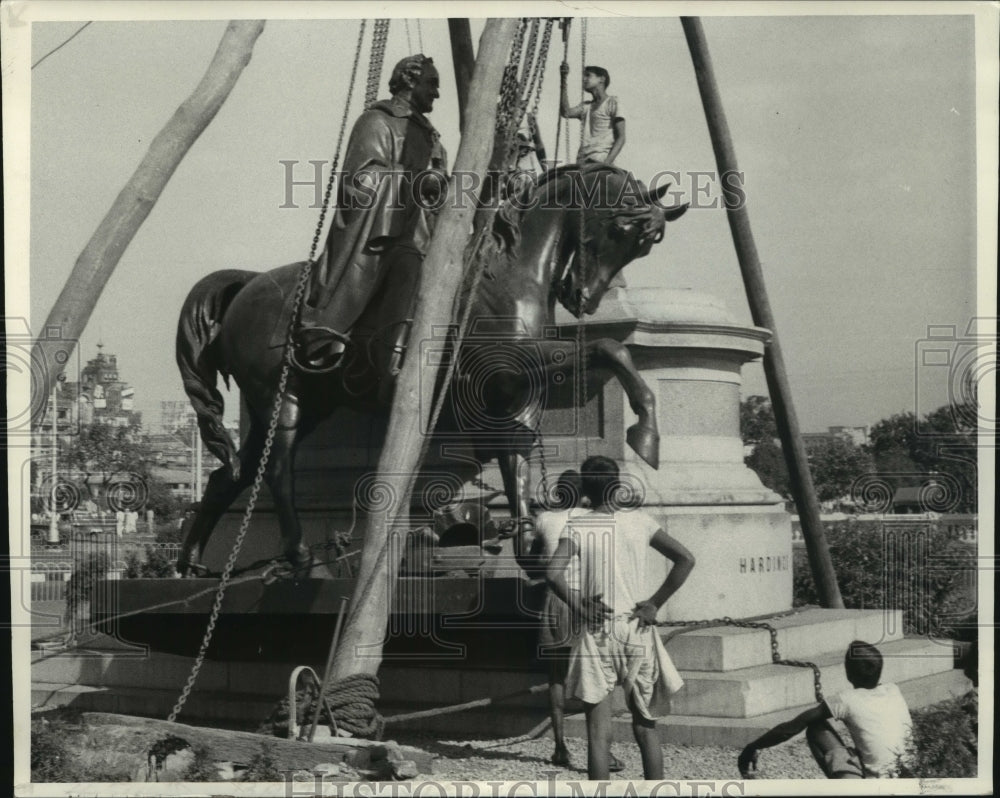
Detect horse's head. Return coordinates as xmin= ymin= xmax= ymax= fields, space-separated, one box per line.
xmin=552 ymin=166 xmax=687 ymax=317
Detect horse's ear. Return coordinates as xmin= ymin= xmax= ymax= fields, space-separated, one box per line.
xmin=650 ymin=182 xmax=673 ymax=203
xmin=663 ymin=202 xmax=689 ymax=222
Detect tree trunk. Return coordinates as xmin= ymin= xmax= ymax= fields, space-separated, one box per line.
xmin=329 ymin=18 xmax=518 ymax=682
xmin=681 ymin=17 xmax=843 ymax=608
xmin=32 ymin=21 xmax=266 ymax=402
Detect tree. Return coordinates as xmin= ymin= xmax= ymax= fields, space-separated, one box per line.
xmin=807 ymin=437 xmax=875 ymax=503
xmin=60 ymin=420 xmax=156 ymax=510
xmin=745 ymin=437 xmax=791 ymax=499
xmin=868 ymin=405 xmax=977 ymax=513
xmin=740 ymin=394 xmax=777 ymax=444
xmin=741 ymin=396 xmax=790 ymax=498
xmin=59 ymin=423 xmax=150 ymax=500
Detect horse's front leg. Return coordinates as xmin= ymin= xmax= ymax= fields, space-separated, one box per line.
xmin=586 ymin=338 xmax=660 ymax=469
xmin=496 ymin=450 xmax=536 ymax=562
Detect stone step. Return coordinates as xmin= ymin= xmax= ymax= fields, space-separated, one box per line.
xmin=613 ymin=636 xmax=956 ymax=719
xmin=660 ymin=608 xmax=904 ymax=672
xmin=32 ymin=649 xmax=550 ymax=711
xmin=564 ymin=668 xmax=973 ymax=749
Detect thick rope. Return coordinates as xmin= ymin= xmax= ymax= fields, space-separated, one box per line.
xmin=285 ymin=673 xmax=385 ymax=740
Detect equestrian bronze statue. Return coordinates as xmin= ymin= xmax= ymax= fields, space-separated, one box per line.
xmin=175 ymin=163 xmax=686 ymax=575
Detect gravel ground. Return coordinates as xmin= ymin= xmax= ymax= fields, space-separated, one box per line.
xmin=391 ymin=730 xmax=822 ymax=783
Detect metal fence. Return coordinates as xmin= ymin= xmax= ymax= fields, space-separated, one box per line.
xmin=29 ymin=534 xmax=183 ymax=602
xmin=791 ymin=513 xmax=977 ymax=545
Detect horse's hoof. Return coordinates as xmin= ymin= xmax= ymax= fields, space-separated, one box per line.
xmin=177 ymin=560 xmax=209 ymax=578
xmin=626 ymin=425 xmax=660 ymax=469
xmin=286 ymin=546 xmax=314 ymax=573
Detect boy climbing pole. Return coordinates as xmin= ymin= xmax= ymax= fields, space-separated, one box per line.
xmin=559 ymin=63 xmax=626 ymax=165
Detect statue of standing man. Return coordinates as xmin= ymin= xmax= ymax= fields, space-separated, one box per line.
xmin=295 ymin=55 xmax=449 ymax=375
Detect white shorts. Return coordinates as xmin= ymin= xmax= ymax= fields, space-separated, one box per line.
xmin=566 ymin=616 xmax=684 ymax=720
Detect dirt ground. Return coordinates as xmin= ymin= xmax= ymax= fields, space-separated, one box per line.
xmin=390 ymin=730 xmax=821 ymax=782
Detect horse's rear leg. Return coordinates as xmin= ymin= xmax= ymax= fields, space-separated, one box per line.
xmin=177 ymin=427 xmax=264 ymax=576
xmin=261 ymin=394 xmax=310 ymax=570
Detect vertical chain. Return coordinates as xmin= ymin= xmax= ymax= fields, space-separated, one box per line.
xmin=365 ymin=19 xmax=390 ymax=109
xmin=416 ymin=19 xmax=424 ymax=54
xmin=528 ymin=20 xmax=553 ymax=120
xmin=579 ymin=17 xmax=587 ymax=154
xmin=404 ymin=19 xmax=412 ymax=53
xmin=496 ymin=19 xmax=527 ymax=140
xmin=168 ymin=20 xmax=369 ymax=723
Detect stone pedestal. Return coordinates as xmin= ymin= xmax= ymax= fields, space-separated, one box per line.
xmin=548 ymin=285 xmax=792 ymax=620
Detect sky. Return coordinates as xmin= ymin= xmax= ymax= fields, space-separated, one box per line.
xmin=16 ymin=4 xmax=993 ymax=434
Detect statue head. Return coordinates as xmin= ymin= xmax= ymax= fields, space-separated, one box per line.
xmin=389 ymin=55 xmax=439 ymax=113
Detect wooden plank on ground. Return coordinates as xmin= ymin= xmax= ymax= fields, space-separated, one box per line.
xmin=80 ymin=712 xmax=434 ymax=773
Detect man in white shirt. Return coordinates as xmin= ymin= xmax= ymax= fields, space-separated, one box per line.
xmin=547 ymin=456 xmax=694 ymax=780
xmin=738 ymin=640 xmax=915 ymax=779
xmin=559 ymin=63 xmax=626 ymax=165
xmin=519 ymin=470 xmax=623 ymax=772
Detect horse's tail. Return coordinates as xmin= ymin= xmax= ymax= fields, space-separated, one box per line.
xmin=176 ymin=269 xmax=258 ymax=482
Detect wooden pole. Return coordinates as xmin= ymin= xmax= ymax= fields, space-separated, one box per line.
xmin=31 ymin=20 xmax=266 ymax=402
xmin=680 ymin=17 xmax=844 ymax=609
xmin=329 ymin=18 xmax=518 ymax=682
xmin=448 ymin=19 xmax=475 ymax=134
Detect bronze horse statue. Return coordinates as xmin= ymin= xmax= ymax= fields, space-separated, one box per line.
xmin=175 ymin=164 xmax=687 ymax=575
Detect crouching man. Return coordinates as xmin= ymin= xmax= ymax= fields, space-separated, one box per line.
xmin=738 ymin=640 xmax=915 ymax=779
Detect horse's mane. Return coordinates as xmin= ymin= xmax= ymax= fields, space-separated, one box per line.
xmin=488 ymin=162 xmax=641 ymax=260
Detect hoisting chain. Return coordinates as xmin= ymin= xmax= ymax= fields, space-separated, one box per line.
xmin=365 ymin=19 xmax=390 ymax=109
xmin=495 ymin=19 xmax=528 ymax=140
xmin=516 ymin=18 xmax=541 ymax=110
xmin=167 ymin=21 xmax=370 ymax=724
xmin=658 ymin=615 xmax=825 ymax=703
xmin=579 ymin=17 xmax=588 ymax=154
xmin=526 ymin=20 xmax=554 ymax=136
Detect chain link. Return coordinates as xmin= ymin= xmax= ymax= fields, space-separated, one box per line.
xmin=365 ymin=19 xmax=390 ymax=109
xmin=579 ymin=18 xmax=587 ymax=154
xmin=168 ymin=20 xmax=370 ymax=723
xmin=528 ymin=20 xmax=554 ymax=121
xmin=495 ymin=19 xmax=527 ymax=142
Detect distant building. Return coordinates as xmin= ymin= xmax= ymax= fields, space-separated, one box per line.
xmin=802 ymin=425 xmax=870 ymax=451
xmin=35 ymin=344 xmax=138 ymax=434
xmin=156 ymin=400 xmax=196 ymax=435
xmin=74 ymin=343 xmax=141 ymax=428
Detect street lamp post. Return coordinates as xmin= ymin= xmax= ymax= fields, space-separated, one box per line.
xmin=190 ymin=417 xmax=203 ymax=502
